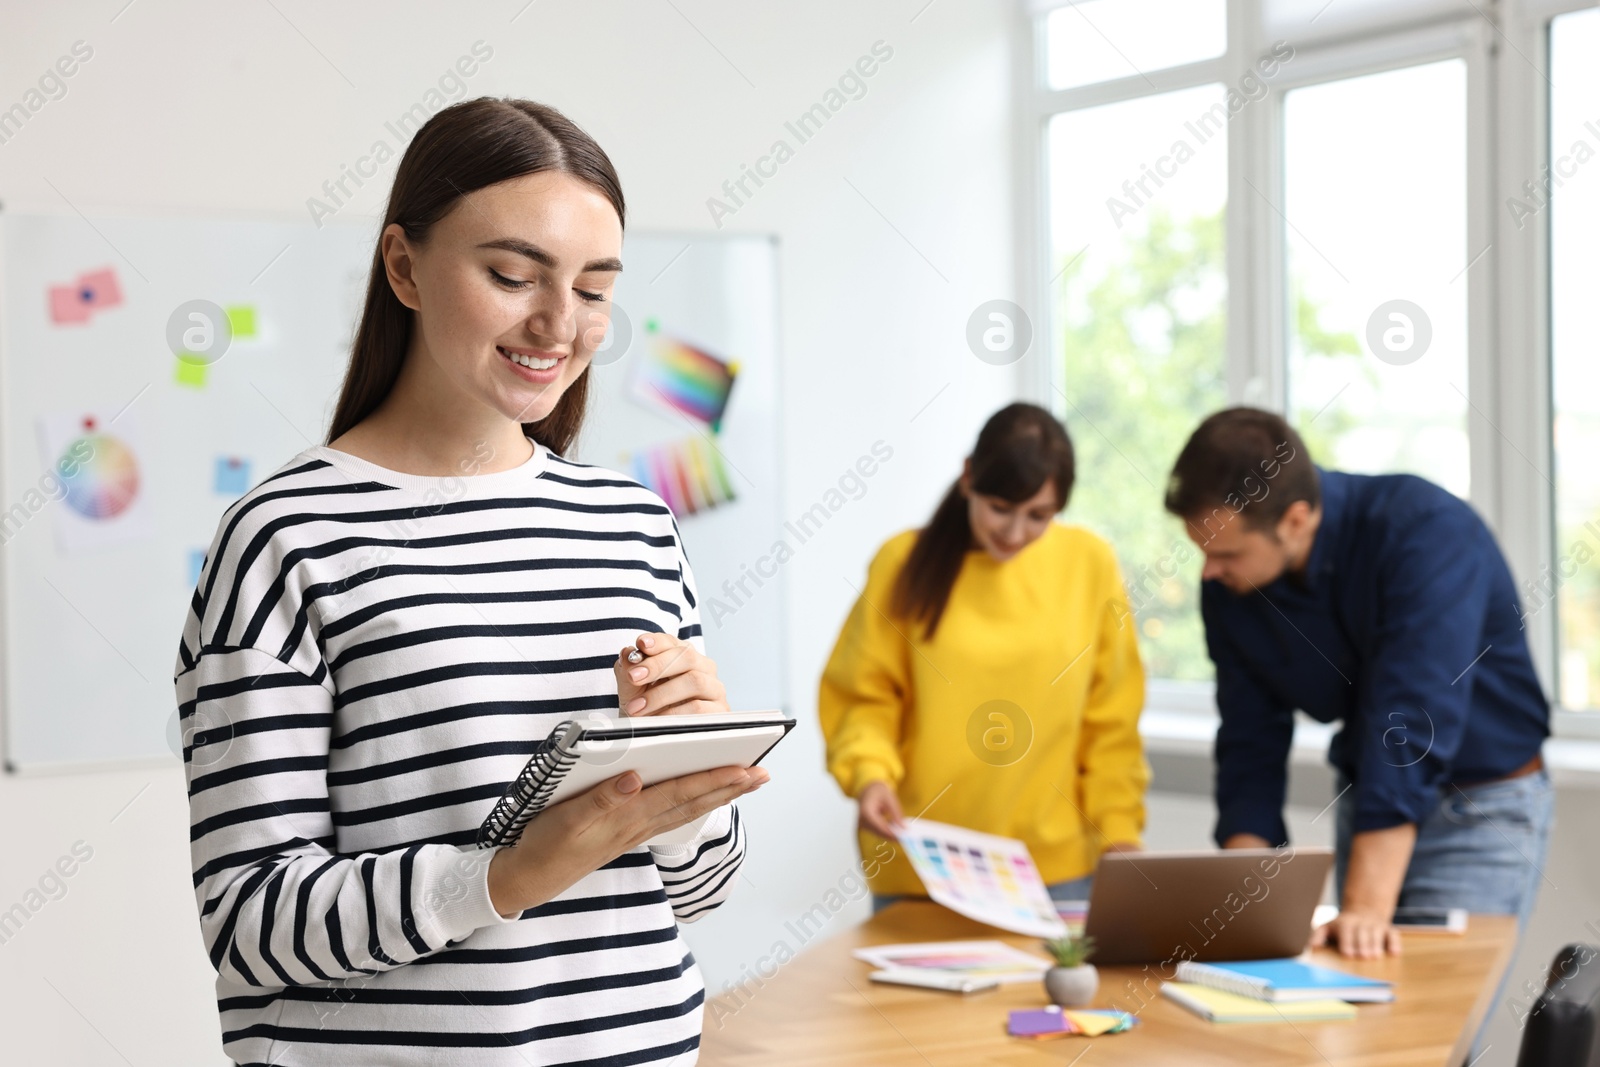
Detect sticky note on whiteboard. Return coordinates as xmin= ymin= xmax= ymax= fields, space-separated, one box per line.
xmin=225 ymin=305 xmax=257 ymax=339
xmin=78 ymin=268 xmax=123 ymax=309
xmin=49 ymin=286 xmax=93 ymax=324
xmin=47 ymin=267 xmax=124 ymax=325
xmin=174 ymin=356 xmax=207 ymax=388
xmin=213 ymin=456 xmax=251 ymax=496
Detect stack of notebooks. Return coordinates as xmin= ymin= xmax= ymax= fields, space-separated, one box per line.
xmin=1161 ymin=959 xmax=1393 ymax=1023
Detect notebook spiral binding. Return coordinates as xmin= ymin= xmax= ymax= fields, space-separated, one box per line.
xmin=1175 ymin=961 xmax=1271 ymax=1000
xmin=477 ymin=721 xmax=582 ymax=849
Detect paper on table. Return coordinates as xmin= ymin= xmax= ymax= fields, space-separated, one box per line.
xmin=853 ymin=939 xmax=1051 ymax=984
xmin=894 ymin=818 xmax=1066 ymax=938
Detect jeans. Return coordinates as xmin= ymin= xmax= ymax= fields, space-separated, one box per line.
xmin=1334 ymin=767 xmax=1555 ymax=1060
xmin=1333 ymin=768 xmax=1554 ymax=920
xmin=871 ymin=873 xmax=1094 ymax=915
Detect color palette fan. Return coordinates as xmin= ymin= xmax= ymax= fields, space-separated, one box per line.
xmin=1008 ymin=1006 xmax=1139 ymax=1039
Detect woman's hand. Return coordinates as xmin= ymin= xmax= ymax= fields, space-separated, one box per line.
xmin=613 ymin=632 xmax=729 ymax=717
xmin=857 ymin=780 xmax=905 ymax=839
xmin=487 ymin=764 xmax=768 ymax=916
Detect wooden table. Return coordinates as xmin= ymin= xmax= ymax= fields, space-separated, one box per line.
xmin=698 ymin=903 xmax=1517 ymax=1066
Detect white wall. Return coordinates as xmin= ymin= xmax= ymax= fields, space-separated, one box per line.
xmin=0 ymin=2 xmax=1023 ymax=1061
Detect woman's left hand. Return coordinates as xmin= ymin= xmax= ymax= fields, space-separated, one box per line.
xmin=613 ymin=633 xmax=729 ymax=716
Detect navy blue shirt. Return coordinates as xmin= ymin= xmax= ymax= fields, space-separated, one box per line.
xmin=1203 ymin=469 xmax=1549 ymax=846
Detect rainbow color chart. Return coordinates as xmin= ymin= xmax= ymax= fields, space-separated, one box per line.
xmin=628 ymin=331 xmax=738 ymax=430
xmin=623 ymin=435 xmax=737 ymax=518
xmin=59 ymin=431 xmax=140 ymax=520
xmin=895 ymin=818 xmax=1066 ymax=938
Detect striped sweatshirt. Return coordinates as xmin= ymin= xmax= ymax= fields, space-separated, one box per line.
xmin=174 ymin=436 xmax=746 ymax=1066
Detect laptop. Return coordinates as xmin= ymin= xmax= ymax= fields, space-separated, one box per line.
xmin=1082 ymin=847 xmax=1334 ymax=966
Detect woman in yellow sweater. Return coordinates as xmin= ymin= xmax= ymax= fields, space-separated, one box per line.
xmin=819 ymin=402 xmax=1148 ymax=910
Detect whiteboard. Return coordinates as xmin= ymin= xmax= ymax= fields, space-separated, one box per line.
xmin=0 ymin=215 xmax=785 ymax=770
xmin=0 ymin=212 xmax=372 ymax=771
xmin=575 ymin=234 xmax=787 ymax=718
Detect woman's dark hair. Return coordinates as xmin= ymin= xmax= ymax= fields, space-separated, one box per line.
xmin=326 ymin=97 xmax=625 ymax=455
xmin=889 ymin=403 xmax=1075 ymax=639
xmin=1164 ymin=406 xmax=1319 ymax=533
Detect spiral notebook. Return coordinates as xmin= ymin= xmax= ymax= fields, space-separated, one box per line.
xmin=477 ymin=709 xmax=793 ymax=850
xmin=1172 ymin=959 xmax=1394 ymax=1003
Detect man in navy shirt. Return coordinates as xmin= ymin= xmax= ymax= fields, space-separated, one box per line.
xmin=1165 ymin=407 xmax=1551 ymax=960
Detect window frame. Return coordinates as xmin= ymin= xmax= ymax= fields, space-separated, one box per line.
xmin=1017 ymin=0 xmax=1600 ymax=736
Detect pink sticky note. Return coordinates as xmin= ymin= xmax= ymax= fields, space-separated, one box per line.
xmin=49 ymin=285 xmax=93 ymax=324
xmin=77 ymin=267 xmax=123 ymax=309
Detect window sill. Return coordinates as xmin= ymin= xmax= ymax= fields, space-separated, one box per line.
xmin=1138 ymin=708 xmax=1337 ymax=766
xmin=1139 ymin=706 xmax=1600 ymax=788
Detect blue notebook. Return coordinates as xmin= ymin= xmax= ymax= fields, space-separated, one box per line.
xmin=1173 ymin=959 xmax=1394 ymax=1003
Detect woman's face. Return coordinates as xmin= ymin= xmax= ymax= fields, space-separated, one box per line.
xmin=963 ymin=473 xmax=1060 ymax=562
xmin=385 ymin=170 xmax=624 ymax=426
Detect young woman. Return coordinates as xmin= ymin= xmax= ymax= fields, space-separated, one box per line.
xmin=819 ymin=403 xmax=1148 ymax=911
xmin=175 ymin=98 xmax=766 ymax=1066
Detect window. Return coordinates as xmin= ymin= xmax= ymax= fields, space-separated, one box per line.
xmin=1283 ymin=61 xmax=1470 ymax=497
xmin=1260 ymin=0 xmax=1478 ymax=39
xmin=1550 ymin=7 xmax=1600 ymax=710
xmin=1029 ymin=0 xmax=1592 ymax=730
xmin=1047 ymin=86 xmax=1229 ymax=681
xmin=1045 ymin=0 xmax=1227 ymax=90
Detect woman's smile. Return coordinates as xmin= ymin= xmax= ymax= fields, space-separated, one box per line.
xmin=497 ymin=343 xmax=568 ymax=383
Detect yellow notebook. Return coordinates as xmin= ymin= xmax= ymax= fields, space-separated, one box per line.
xmin=1161 ymin=982 xmax=1358 ymax=1023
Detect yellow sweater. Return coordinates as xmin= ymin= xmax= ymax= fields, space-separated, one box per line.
xmin=818 ymin=523 xmax=1148 ymax=896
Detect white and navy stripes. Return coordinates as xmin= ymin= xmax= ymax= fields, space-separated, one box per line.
xmin=174 ymin=437 xmax=745 ymax=1066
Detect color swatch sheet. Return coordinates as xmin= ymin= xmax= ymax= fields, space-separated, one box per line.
xmin=895 ymin=819 xmax=1066 ymax=938
xmin=628 ymin=331 xmax=737 ymax=429
xmin=852 ymin=940 xmax=1051 ymax=984
xmin=622 ymin=434 xmax=736 ymax=517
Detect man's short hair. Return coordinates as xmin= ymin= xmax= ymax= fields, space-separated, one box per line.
xmin=1164 ymin=407 xmax=1320 ymax=533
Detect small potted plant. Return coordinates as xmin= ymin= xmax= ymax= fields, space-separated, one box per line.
xmin=1041 ymin=933 xmax=1098 ymax=1007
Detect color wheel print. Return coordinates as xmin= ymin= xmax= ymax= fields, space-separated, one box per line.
xmin=59 ymin=433 xmax=139 ymax=519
